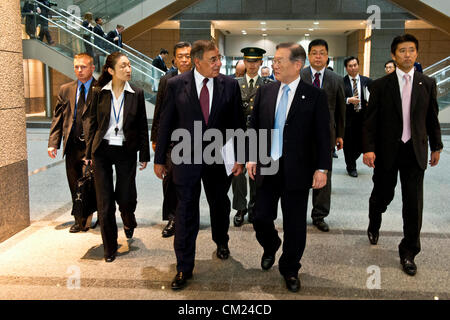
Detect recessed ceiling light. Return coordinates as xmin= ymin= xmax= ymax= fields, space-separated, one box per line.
xmin=308 ymin=28 xmax=314 ymax=31
xmin=313 ymin=21 xmax=319 ymax=25
xmin=260 ymin=21 xmax=266 ymax=25
xmin=305 ymin=33 xmax=310 ymax=36
xmin=262 ymin=33 xmax=267 ymax=36
xmin=262 ymin=28 xmax=267 ymax=31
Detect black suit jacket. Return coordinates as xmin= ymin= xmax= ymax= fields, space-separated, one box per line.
xmin=249 ymin=80 xmax=331 ymax=191
xmin=154 ymin=70 xmax=245 ymax=185
xmin=300 ymin=67 xmax=346 ymax=150
xmin=106 ymin=30 xmax=122 ymax=48
xmin=362 ymin=71 xmax=443 ymax=171
xmin=48 ymin=79 xmax=96 ymax=155
xmin=151 ymin=69 xmax=178 ymax=142
xmin=152 ymin=55 xmax=168 ymax=72
xmin=84 ymin=83 xmax=150 ymax=162
xmin=343 ymin=74 xmax=373 ymax=128
xmin=93 ymin=24 xmax=106 ymax=48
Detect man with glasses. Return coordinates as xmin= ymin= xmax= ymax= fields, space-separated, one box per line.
xmin=151 ymin=41 xmax=192 ymax=238
xmin=300 ymin=39 xmax=346 ymax=233
xmin=48 ymin=53 xmax=96 ymax=233
xmin=154 ymin=40 xmax=245 ymax=290
xmin=384 ymin=60 xmax=396 ymax=74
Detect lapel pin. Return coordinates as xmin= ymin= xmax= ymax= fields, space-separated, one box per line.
xmin=419 ymin=82 xmax=422 ymax=85
xmin=302 ymin=95 xmax=305 ymax=99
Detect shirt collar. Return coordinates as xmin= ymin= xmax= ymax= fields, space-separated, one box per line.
xmin=349 ymin=74 xmax=360 ymax=82
xmin=396 ymin=67 xmax=414 ymax=80
xmin=194 ymin=68 xmax=213 ymax=86
xmin=281 ymin=75 xmax=301 ymax=93
xmin=101 ymin=80 xmax=135 ymax=94
xmin=78 ymin=77 xmax=93 ymax=92
xmin=245 ymin=74 xmax=259 ymax=84
xmin=310 ymin=66 xmax=326 ymax=76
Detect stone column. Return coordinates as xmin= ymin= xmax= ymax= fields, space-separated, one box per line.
xmin=0 ymin=0 xmax=30 ymax=243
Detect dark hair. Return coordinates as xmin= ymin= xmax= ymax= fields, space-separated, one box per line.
xmin=344 ymin=56 xmax=359 ymax=68
xmin=391 ymin=34 xmax=419 ymax=54
xmin=384 ymin=59 xmax=396 ymax=68
xmin=191 ymin=40 xmax=217 ymax=61
xmin=160 ymin=48 xmax=169 ymax=55
xmin=308 ymin=39 xmax=328 ymax=53
xmin=95 ymin=17 xmax=102 ymax=23
xmin=275 ymin=42 xmax=306 ymax=64
xmin=116 ymin=24 xmax=125 ymax=29
xmin=74 ymin=52 xmax=94 ymax=65
xmin=97 ymin=52 xmax=127 ymax=88
xmin=173 ymin=41 xmax=191 ymax=56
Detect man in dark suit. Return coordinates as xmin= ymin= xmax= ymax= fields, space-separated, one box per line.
xmin=36 ymin=0 xmax=55 ymax=45
xmin=93 ymin=17 xmax=107 ymax=70
xmin=152 ymin=49 xmax=169 ymax=72
xmin=300 ymin=39 xmax=346 ymax=232
xmin=247 ymin=42 xmax=331 ymax=292
xmin=151 ymin=41 xmax=192 ymax=238
xmin=154 ymin=40 xmax=245 ymax=290
xmin=48 ymin=53 xmax=96 ymax=233
xmin=106 ymin=24 xmax=124 ymax=49
xmin=362 ymin=34 xmax=443 ymax=276
xmin=343 ymin=56 xmax=373 ymax=177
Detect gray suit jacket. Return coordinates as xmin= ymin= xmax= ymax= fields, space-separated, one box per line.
xmin=300 ymin=67 xmax=346 ymax=151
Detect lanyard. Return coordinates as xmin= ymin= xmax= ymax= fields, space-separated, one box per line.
xmin=111 ymin=94 xmax=125 ymax=136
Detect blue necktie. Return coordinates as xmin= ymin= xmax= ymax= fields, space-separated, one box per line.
xmin=271 ymin=84 xmax=290 ymax=160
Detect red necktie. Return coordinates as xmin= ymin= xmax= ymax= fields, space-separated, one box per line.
xmin=313 ymin=72 xmax=321 ymax=88
xmin=200 ymin=78 xmax=210 ymax=125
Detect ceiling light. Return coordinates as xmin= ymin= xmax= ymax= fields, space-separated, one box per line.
xmin=262 ymin=33 xmax=267 ymax=36
xmin=260 ymin=21 xmax=266 ymax=25
xmin=313 ymin=21 xmax=319 ymax=25
xmin=262 ymin=28 xmax=267 ymax=31
xmin=305 ymin=33 xmax=310 ymax=36
xmin=308 ymin=28 xmax=314 ymax=31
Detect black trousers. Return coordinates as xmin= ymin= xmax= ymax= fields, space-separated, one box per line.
xmin=38 ymin=25 xmax=52 ymax=44
xmin=311 ymin=151 xmax=333 ymax=220
xmin=162 ymin=148 xmax=177 ymax=221
xmin=65 ymin=139 xmax=86 ymax=215
xmin=343 ymin=115 xmax=363 ymax=171
xmin=83 ymin=36 xmax=94 ymax=60
xmin=368 ymin=140 xmax=424 ymax=260
xmin=253 ymin=160 xmax=309 ymax=277
xmin=174 ymin=164 xmax=232 ymax=274
xmin=93 ymin=140 xmax=138 ymax=257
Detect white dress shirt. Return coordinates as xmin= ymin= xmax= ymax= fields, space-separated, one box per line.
xmin=102 ymin=80 xmax=135 ymax=141
xmin=275 ymin=76 xmax=301 ymax=119
xmin=310 ymin=66 xmax=326 ymax=88
xmin=245 ymin=74 xmax=259 ymax=86
xmin=194 ymin=68 xmax=214 ymax=112
xmin=396 ymin=67 xmax=415 ymax=100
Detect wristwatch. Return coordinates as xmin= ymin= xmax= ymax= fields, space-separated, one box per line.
xmin=318 ymin=169 xmax=328 ymax=174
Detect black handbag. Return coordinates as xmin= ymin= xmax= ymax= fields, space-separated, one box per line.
xmin=72 ymin=164 xmax=97 ymax=220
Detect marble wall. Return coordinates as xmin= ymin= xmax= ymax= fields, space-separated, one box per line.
xmin=0 ymin=0 xmax=30 ymax=243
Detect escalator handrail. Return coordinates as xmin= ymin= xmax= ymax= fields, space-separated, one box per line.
xmin=423 ymin=56 xmax=450 ymax=73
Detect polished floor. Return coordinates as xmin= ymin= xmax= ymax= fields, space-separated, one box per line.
xmin=0 ymin=128 xmax=449 ymax=300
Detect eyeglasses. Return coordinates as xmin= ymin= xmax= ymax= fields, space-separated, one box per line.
xmin=309 ymin=51 xmax=327 ymax=56
xmin=272 ymin=58 xmax=286 ymax=66
xmin=206 ymin=55 xmax=222 ymax=64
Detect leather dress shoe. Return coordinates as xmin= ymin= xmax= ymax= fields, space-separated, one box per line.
xmin=401 ymin=258 xmax=417 ymax=276
xmin=162 ymin=219 xmax=175 ymax=238
xmin=233 ymin=209 xmax=247 ymax=227
xmin=124 ymin=227 xmax=134 ymax=239
xmin=69 ymin=220 xmax=88 ymax=233
xmin=261 ymin=238 xmax=281 ymax=270
xmin=367 ymin=229 xmax=379 ymax=245
xmin=348 ymin=169 xmax=358 ymax=177
xmin=284 ymin=275 xmax=301 ymax=292
xmin=171 ymin=271 xmax=192 ymax=290
xmin=313 ymin=219 xmax=329 ymax=232
xmin=104 ymin=252 xmax=116 ymax=263
xmin=216 ymin=244 xmax=230 ymax=260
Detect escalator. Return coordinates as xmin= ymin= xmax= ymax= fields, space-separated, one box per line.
xmin=423 ymin=56 xmax=450 ymax=111
xmin=21 ymin=0 xmax=165 ymax=106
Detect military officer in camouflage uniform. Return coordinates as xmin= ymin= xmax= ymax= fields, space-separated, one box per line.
xmin=232 ymin=47 xmax=272 ymax=227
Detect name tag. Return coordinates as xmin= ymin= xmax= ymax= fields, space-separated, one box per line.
xmin=109 ymin=135 xmax=123 ymax=146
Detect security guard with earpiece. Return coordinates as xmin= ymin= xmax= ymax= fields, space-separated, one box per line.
xmin=232 ymin=47 xmax=272 ymax=227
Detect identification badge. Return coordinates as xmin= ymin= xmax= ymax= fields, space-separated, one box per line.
xmin=109 ymin=135 xmax=123 ymax=146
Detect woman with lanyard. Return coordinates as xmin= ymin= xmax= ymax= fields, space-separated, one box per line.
xmin=84 ymin=52 xmax=150 ymax=262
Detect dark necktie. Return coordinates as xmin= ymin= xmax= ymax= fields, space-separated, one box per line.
xmin=352 ymin=78 xmax=360 ymax=111
xmin=200 ymin=78 xmax=210 ymax=125
xmin=249 ymin=78 xmax=254 ymax=90
xmin=73 ymin=84 xmax=85 ymax=140
xmin=313 ymin=72 xmax=321 ymax=88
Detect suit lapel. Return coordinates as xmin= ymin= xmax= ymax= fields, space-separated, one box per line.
xmin=344 ymin=75 xmax=352 ymax=98
xmin=286 ymin=80 xmax=305 ymax=122
xmin=389 ymin=72 xmax=403 ymax=119
xmin=268 ymin=82 xmax=281 ymax=129
xmin=184 ymin=70 xmax=204 ymax=125
xmin=122 ymin=90 xmax=133 ymax=126
xmin=410 ymin=71 xmax=421 ymax=116
xmin=208 ymin=76 xmax=223 ymax=127
xmin=82 ymin=79 xmax=96 ymax=117
xmin=69 ymin=81 xmax=77 ymax=119
xmin=303 ymin=67 xmax=312 ymax=85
